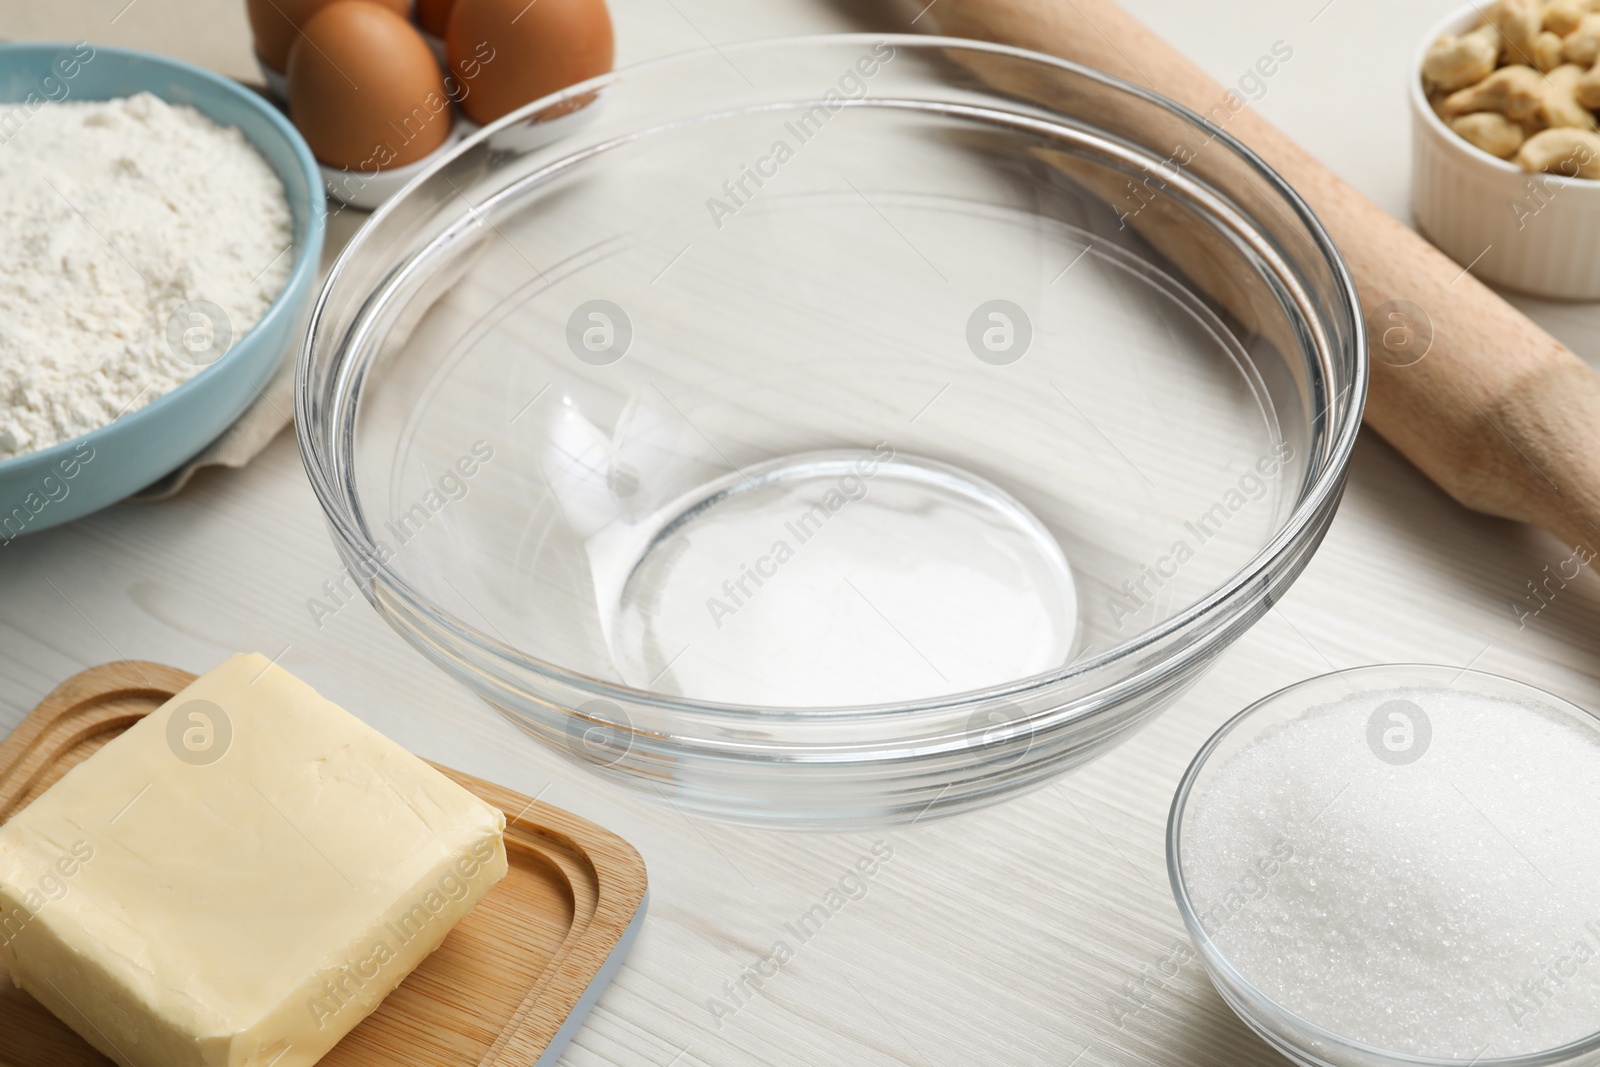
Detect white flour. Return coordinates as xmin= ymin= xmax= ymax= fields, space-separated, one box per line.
xmin=0 ymin=92 xmax=293 ymax=460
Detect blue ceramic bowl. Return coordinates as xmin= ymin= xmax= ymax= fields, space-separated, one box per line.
xmin=0 ymin=43 xmax=324 ymax=539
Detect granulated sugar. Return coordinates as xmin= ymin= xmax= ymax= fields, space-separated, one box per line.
xmin=1184 ymin=685 xmax=1600 ymax=1058
xmin=0 ymin=93 xmax=292 ymax=459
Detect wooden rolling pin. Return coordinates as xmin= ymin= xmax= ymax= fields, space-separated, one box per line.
xmin=918 ymin=0 xmax=1600 ymax=554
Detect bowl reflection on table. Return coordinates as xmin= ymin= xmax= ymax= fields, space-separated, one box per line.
xmin=297 ymin=35 xmax=1365 ymax=828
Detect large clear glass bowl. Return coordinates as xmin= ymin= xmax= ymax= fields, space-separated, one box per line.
xmin=297 ymin=35 xmax=1366 ymax=828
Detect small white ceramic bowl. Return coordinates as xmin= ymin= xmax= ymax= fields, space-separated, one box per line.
xmin=1410 ymin=4 xmax=1600 ymax=299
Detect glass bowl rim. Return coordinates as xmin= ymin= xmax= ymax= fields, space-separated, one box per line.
xmin=1166 ymin=662 xmax=1600 ymax=1067
xmin=296 ymin=32 xmax=1368 ymax=722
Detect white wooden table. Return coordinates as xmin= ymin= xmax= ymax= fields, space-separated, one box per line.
xmin=7 ymin=1 xmax=1600 ymax=1064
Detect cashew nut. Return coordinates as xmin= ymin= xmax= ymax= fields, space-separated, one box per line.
xmin=1449 ymin=111 xmax=1527 ymax=156
xmin=1429 ymin=6 xmax=1600 ymax=175
xmin=1444 ymin=64 xmax=1549 ymax=120
xmin=1535 ymin=30 xmax=1566 ymax=69
xmin=1543 ymin=72 xmax=1597 ymax=126
xmin=1548 ymin=61 xmax=1588 ymax=92
xmin=1514 ymin=125 xmax=1600 ymax=173
xmin=1424 ymin=26 xmax=1502 ymax=89
xmin=1443 ymin=64 xmax=1596 ymax=130
xmin=1544 ymin=63 xmax=1592 ymax=124
xmin=1577 ymin=61 xmax=1600 ymax=107
xmin=1561 ymin=12 xmax=1600 ymax=65
xmin=1490 ymin=0 xmax=1544 ymax=61
xmin=1545 ymin=0 xmax=1587 ymax=36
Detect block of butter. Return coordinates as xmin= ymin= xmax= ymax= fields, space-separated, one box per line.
xmin=0 ymin=653 xmax=508 ymax=1067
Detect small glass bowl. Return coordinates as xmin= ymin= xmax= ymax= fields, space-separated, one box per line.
xmin=298 ymin=35 xmax=1365 ymax=828
xmin=1168 ymin=665 xmax=1600 ymax=1067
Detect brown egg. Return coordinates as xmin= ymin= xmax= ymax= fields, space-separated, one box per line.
xmin=287 ymin=1 xmax=453 ymax=171
xmin=445 ymin=0 xmax=614 ymax=125
xmin=415 ymin=0 xmax=457 ymax=38
xmin=246 ymin=0 xmax=408 ymax=72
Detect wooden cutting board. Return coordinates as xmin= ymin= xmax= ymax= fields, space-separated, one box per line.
xmin=0 ymin=661 xmax=648 ymax=1067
